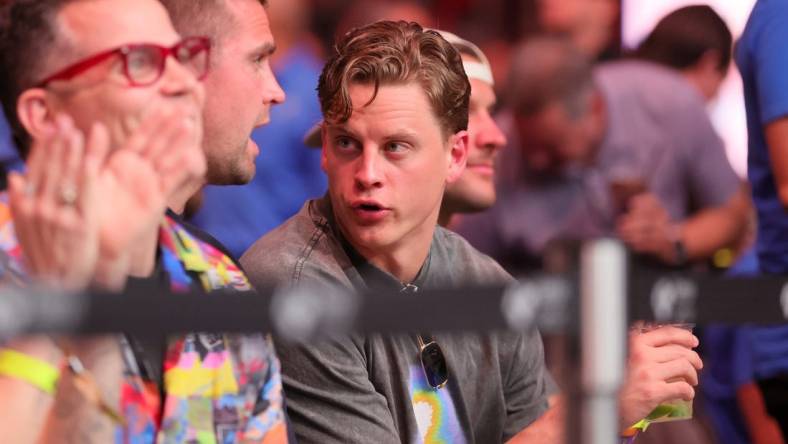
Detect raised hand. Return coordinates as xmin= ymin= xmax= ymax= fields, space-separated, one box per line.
xmin=8 ymin=115 xmax=106 ymax=289
xmin=9 ymin=107 xmax=205 ymax=289
xmin=92 ymin=107 xmax=205 ymax=267
xmin=616 ymin=193 xmax=679 ymax=264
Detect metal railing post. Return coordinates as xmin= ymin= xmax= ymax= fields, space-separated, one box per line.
xmin=578 ymin=239 xmax=627 ymax=444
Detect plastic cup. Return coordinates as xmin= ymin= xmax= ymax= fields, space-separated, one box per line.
xmin=641 ymin=323 xmax=695 ymax=423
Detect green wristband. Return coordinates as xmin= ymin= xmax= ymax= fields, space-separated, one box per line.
xmin=0 ymin=348 xmax=61 ymax=395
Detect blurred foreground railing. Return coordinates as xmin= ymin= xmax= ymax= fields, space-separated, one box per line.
xmin=1 ymin=239 xmax=786 ymax=444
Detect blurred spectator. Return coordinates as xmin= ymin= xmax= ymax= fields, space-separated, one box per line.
xmin=731 ymin=0 xmax=788 ymax=442
xmin=738 ymin=0 xmax=788 ymax=284
xmin=438 ymin=31 xmax=506 ymax=227
xmin=309 ymin=0 xmax=353 ymax=54
xmin=334 ymin=0 xmax=433 ymax=39
xmin=633 ymin=5 xmax=732 ymax=102
xmin=456 ymin=36 xmax=749 ymax=274
xmin=189 ymin=0 xmax=327 ymax=257
xmin=442 ymin=0 xmax=620 ymax=102
xmin=309 ymin=0 xmax=434 ymax=58
xmin=630 ymin=8 xmax=756 ymax=443
xmin=537 ymin=0 xmax=619 ymax=58
xmin=631 ymin=5 xmax=758 ymax=268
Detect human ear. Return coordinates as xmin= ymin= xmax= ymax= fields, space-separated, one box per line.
xmin=446 ymin=130 xmax=469 ymax=184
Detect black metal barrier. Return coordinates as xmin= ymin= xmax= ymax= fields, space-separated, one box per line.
xmin=0 ymin=278 xmax=570 ymax=340
xmin=4 ymin=272 xmax=788 ymax=340
xmin=630 ymin=271 xmax=788 ymax=325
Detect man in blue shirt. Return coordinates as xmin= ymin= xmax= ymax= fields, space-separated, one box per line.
xmin=734 ymin=0 xmax=788 ymax=441
xmin=738 ymin=0 xmax=788 ymax=275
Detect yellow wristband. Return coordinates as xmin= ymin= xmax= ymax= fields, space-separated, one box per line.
xmin=627 ymin=418 xmax=651 ymax=433
xmin=0 ymin=348 xmax=61 ymax=395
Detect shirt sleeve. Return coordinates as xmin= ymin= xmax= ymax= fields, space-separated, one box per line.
xmin=274 ymin=336 xmax=401 ymax=444
xmin=500 ymin=329 xmax=551 ymax=441
xmin=679 ymin=104 xmax=741 ymax=209
xmin=751 ymin=11 xmax=788 ymax=125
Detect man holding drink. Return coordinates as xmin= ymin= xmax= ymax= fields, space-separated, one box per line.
xmin=456 ymin=36 xmax=749 ymax=273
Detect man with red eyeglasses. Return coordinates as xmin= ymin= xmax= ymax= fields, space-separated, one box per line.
xmin=0 ymin=0 xmax=289 ymax=442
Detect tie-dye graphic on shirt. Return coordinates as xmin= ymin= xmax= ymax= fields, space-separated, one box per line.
xmin=409 ymin=365 xmax=466 ymax=444
xmin=0 ymin=197 xmax=288 ymax=443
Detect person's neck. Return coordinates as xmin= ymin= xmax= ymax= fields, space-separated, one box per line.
xmin=339 ymin=219 xmax=436 ymax=285
xmin=167 ymin=180 xmax=204 ymax=215
xmin=437 ymin=205 xmax=454 ymax=228
xmin=361 ymin=240 xmax=432 ymax=284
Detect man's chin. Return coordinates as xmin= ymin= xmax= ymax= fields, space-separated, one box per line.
xmin=205 ymin=162 xmax=256 ymax=186
xmin=446 ymin=184 xmax=496 ymax=213
xmin=341 ymin=220 xmax=392 ymax=254
xmin=237 ymin=166 xmax=256 ymax=184
xmin=225 ymin=140 xmax=258 ymax=184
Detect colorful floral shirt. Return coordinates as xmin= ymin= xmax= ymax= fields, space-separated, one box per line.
xmin=0 ymin=197 xmax=289 ymax=443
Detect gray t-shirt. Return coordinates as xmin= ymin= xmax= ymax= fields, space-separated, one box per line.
xmin=459 ymin=60 xmax=741 ymax=271
xmin=241 ymin=197 xmax=550 ymax=443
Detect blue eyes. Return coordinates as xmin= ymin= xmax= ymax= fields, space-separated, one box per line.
xmin=333 ymin=137 xmax=409 ymax=154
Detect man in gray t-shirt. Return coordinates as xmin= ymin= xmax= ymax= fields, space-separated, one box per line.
xmin=457 ymin=37 xmax=749 ymax=274
xmin=242 ymin=22 xmax=703 ymax=443
xmin=244 ymin=196 xmax=549 ymax=443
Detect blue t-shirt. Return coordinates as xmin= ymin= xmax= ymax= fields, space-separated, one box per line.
xmin=737 ymin=0 xmax=788 ymax=273
xmin=730 ymin=5 xmax=788 ymax=443
xmin=191 ymin=44 xmax=327 ymax=258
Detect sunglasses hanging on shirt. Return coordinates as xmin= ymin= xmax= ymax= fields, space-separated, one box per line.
xmin=400 ymin=283 xmax=449 ymax=389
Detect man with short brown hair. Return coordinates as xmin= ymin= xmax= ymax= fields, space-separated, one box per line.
xmin=242 ymin=21 xmax=702 ymax=443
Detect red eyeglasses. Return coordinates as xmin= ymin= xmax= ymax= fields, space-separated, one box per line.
xmin=37 ymin=36 xmax=211 ymax=88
